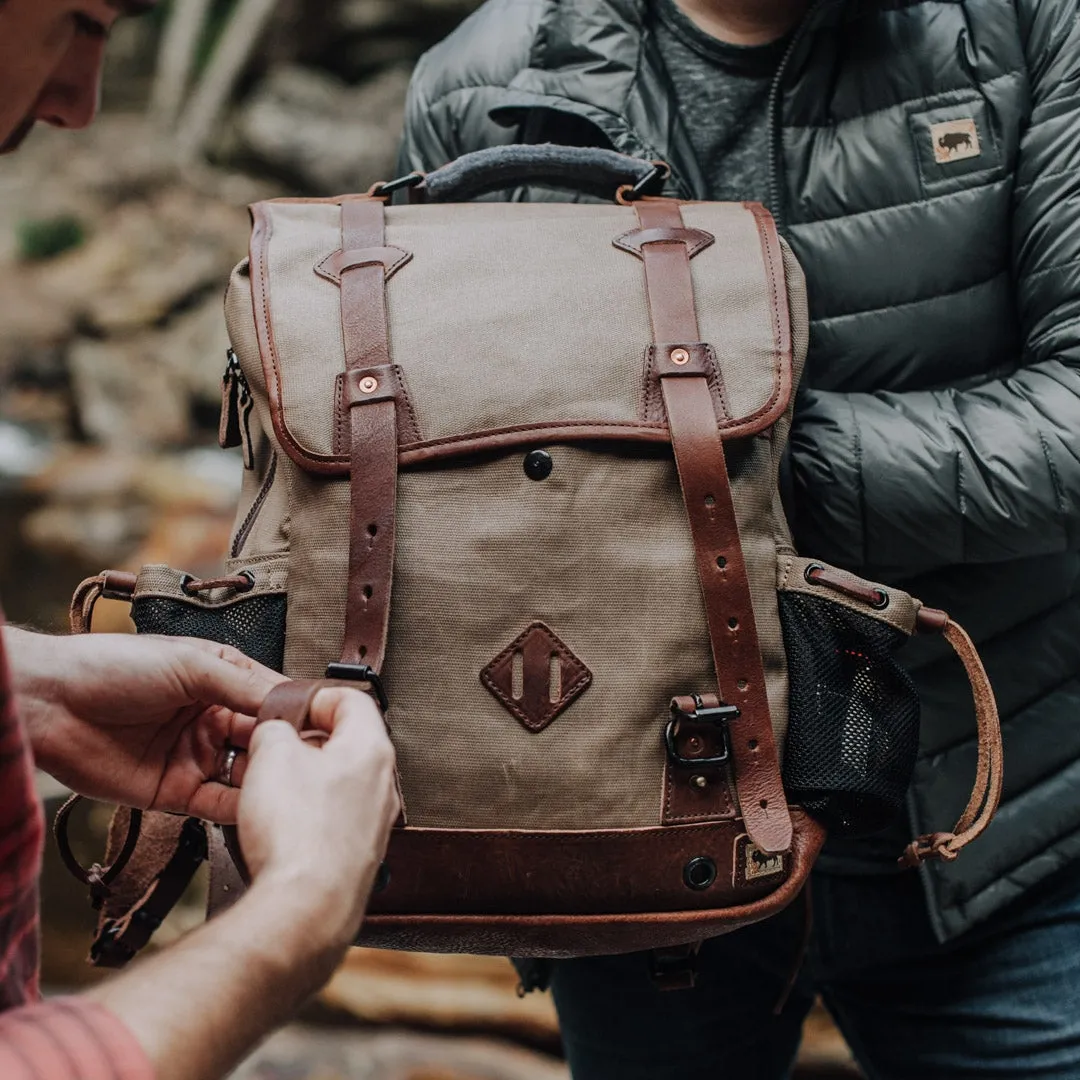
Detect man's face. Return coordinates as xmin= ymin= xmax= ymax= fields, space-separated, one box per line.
xmin=0 ymin=0 xmax=155 ymax=155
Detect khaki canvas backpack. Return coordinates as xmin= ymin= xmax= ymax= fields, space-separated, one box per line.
xmin=64 ymin=147 xmax=1002 ymax=968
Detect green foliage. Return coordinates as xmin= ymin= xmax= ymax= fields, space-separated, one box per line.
xmin=16 ymin=215 xmax=88 ymax=262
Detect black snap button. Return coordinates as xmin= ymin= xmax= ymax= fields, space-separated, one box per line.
xmin=374 ymin=862 xmax=391 ymax=893
xmin=683 ymin=856 xmax=717 ymax=891
xmin=524 ymin=449 xmax=553 ymax=481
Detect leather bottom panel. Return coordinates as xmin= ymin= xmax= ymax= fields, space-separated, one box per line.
xmin=369 ymin=819 xmax=796 ymax=916
xmin=208 ymin=812 xmax=825 ymax=958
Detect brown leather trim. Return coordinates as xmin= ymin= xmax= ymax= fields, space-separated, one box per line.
xmin=335 ymin=365 xmax=422 ymax=453
xmin=630 ymin=199 xmax=793 ymax=855
xmin=916 ymin=605 xmax=949 ymax=634
xmin=742 ymin=201 xmax=793 ymax=433
xmin=315 ymin=245 xmax=412 ymax=285
xmin=613 ymin=226 xmax=715 ymax=261
xmin=206 ymin=810 xmax=823 ymax=957
xmin=479 ymin=621 xmax=593 ymax=733
xmin=247 ymin=200 xmax=793 ymax=477
xmin=662 ymin=692 xmax=737 ymax=824
xmin=355 ymin=812 xmax=825 ymax=957
xmin=641 ymin=343 xmax=730 ymax=424
xmin=102 ymin=570 xmax=137 ymax=600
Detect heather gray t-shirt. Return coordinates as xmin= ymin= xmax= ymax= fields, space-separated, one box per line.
xmin=650 ymin=0 xmax=788 ymax=207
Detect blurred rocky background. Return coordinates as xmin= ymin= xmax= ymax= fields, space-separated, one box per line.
xmin=1 ymin=1 xmax=860 ymax=1075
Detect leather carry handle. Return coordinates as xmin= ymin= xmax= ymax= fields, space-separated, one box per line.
xmin=899 ymin=614 xmax=1004 ymax=868
xmin=400 ymin=145 xmax=669 ymax=204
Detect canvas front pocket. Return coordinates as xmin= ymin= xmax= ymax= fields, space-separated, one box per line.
xmin=778 ymin=556 xmax=921 ymax=838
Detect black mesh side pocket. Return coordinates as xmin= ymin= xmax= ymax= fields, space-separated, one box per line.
xmin=132 ymin=593 xmax=286 ymax=673
xmin=780 ymin=592 xmax=919 ymax=837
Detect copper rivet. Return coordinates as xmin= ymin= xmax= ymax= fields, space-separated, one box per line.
xmin=691 ymin=774 xmax=708 ymax=790
xmin=671 ymin=348 xmax=690 ymax=366
xmin=359 ymin=376 xmax=378 ymax=394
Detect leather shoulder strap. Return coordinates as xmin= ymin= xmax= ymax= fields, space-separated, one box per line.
xmin=625 ymin=199 xmax=793 ymax=854
xmin=337 ymin=198 xmax=400 ymax=673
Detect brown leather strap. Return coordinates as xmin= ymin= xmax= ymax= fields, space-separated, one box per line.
xmin=88 ymin=816 xmax=207 ymax=969
xmin=629 ymin=199 xmax=792 ymax=854
xmin=337 ymin=198 xmax=399 ymax=673
xmin=899 ymin=617 xmax=1004 ymax=867
xmin=258 ymin=678 xmax=326 ymax=731
xmin=54 ymin=796 xmax=143 ymax=905
xmin=70 ymin=571 xmax=136 ymax=634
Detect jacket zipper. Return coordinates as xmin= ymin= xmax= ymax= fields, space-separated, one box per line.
xmin=767 ymin=0 xmax=831 ymax=235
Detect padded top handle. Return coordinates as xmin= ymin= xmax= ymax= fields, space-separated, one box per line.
xmin=379 ymin=145 xmax=670 ymax=204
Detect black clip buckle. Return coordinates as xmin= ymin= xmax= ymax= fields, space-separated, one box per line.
xmin=623 ymin=161 xmax=672 ymax=202
xmin=325 ymin=663 xmax=390 ymax=712
xmin=369 ymin=171 xmax=425 ymax=198
xmin=664 ymin=695 xmax=738 ymax=767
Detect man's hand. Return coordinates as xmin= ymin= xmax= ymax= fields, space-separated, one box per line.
xmin=85 ymin=686 xmax=400 ymax=1080
xmin=3 ymin=627 xmax=286 ymax=823
xmin=238 ymin=686 xmax=401 ymax=947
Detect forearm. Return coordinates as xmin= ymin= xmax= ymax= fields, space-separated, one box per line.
xmin=1 ymin=626 xmax=55 ymax=759
xmin=83 ymin=874 xmax=353 ymax=1080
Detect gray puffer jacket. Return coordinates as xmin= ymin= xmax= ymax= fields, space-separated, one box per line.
xmin=398 ymin=0 xmax=1080 ymax=941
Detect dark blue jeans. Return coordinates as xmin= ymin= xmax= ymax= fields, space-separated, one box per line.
xmin=550 ymin=863 xmax=1080 ymax=1078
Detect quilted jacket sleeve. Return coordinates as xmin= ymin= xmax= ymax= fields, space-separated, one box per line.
xmin=397 ymin=52 xmax=456 ymax=177
xmin=790 ymin=3 xmax=1080 ymax=580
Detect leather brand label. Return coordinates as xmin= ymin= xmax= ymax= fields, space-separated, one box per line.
xmin=733 ymin=834 xmax=786 ymax=886
xmin=480 ymin=622 xmax=592 ymax=733
xmin=931 ymin=118 xmax=981 ymax=164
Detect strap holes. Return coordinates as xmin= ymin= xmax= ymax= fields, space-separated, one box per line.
xmin=512 ymin=650 xmax=524 ymax=700
xmin=728 ymin=617 xmax=739 ymax=630
xmin=363 ymin=585 xmax=373 ymax=600
xmin=737 ymin=679 xmax=748 ymax=690
xmin=704 ymin=494 xmax=715 ymax=507
xmin=716 ymin=556 xmax=727 ymax=569
xmin=549 ymin=653 xmax=562 ymax=704
xmin=748 ymin=739 xmax=758 ymax=751
xmin=760 ymin=799 xmax=768 ymax=809
xmin=367 ymin=523 xmax=378 ymax=537
xmin=359 ymin=645 xmax=368 ymax=659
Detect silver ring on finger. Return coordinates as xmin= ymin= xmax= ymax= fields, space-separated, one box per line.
xmin=220 ymin=747 xmax=240 ymax=788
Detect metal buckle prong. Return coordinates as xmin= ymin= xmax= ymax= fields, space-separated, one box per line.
xmin=663 ymin=695 xmax=739 ymax=767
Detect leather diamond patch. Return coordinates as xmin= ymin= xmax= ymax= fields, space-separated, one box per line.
xmin=480 ymin=622 xmax=592 ymax=733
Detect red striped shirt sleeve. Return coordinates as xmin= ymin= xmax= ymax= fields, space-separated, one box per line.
xmin=0 ymin=998 xmax=153 ymax=1080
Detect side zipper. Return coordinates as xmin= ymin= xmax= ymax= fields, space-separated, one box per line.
xmin=219 ymin=348 xmax=256 ymax=470
xmin=230 ymin=451 xmax=277 ymax=559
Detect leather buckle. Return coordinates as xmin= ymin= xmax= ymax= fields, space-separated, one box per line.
xmin=664 ymin=695 xmax=738 ymax=767
xmin=325 ymin=662 xmax=390 ymax=712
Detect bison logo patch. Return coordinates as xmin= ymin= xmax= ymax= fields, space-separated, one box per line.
xmin=733 ymin=834 xmax=786 ymax=886
xmin=931 ymin=118 xmax=981 ymax=164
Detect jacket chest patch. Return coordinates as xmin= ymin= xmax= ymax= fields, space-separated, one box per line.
xmin=931 ymin=118 xmax=981 ymax=164
xmin=910 ymin=100 xmax=1002 ymax=197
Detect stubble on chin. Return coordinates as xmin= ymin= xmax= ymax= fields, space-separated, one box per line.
xmin=0 ymin=118 xmax=35 ymax=156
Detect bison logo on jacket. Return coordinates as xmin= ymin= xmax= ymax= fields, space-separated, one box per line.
xmin=931 ymin=118 xmax=982 ymax=164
